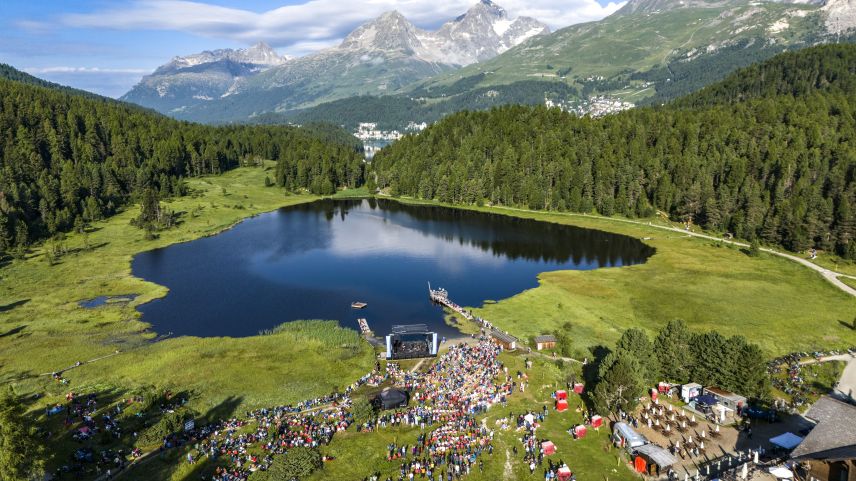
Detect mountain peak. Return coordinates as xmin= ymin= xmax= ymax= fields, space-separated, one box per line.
xmin=340 ymin=10 xmax=421 ymax=52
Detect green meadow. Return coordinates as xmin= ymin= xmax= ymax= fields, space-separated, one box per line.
xmin=2 ymin=166 xmax=855 ymax=478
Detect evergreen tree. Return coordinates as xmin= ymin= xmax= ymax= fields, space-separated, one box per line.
xmin=615 ymin=328 xmax=660 ymax=385
xmin=593 ymin=352 xmax=645 ymax=415
xmin=655 ymin=320 xmax=693 ymax=383
xmin=371 ymin=45 xmax=856 ymax=259
xmin=0 ymin=390 xmax=46 ymax=481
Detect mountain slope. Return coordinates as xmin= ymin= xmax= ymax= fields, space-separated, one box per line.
xmin=124 ymin=1 xmax=548 ymax=122
xmin=674 ymin=43 xmax=856 ymax=106
xmin=411 ymin=0 xmax=840 ymax=103
xmin=1 ymin=63 xmax=120 ymax=102
xmin=121 ymin=42 xmax=290 ymax=113
xmin=371 ymin=44 xmax=856 ymax=258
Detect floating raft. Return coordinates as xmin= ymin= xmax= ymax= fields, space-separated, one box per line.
xmin=351 ymin=301 xmax=368 ymax=309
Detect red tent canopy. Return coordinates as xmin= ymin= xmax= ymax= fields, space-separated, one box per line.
xmin=573 ymin=383 xmax=584 ymax=394
xmin=542 ymin=441 xmax=556 ymax=456
xmin=556 ymin=399 xmax=569 ymax=412
xmin=556 ymin=390 xmax=568 ymax=400
xmin=558 ymin=466 xmax=573 ymax=481
xmin=574 ymin=425 xmax=587 ymax=438
xmin=591 ymin=415 xmax=603 ymax=428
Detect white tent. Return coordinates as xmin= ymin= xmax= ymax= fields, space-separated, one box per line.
xmin=768 ymin=467 xmax=794 ymax=479
xmin=769 ymin=432 xmax=804 ymax=450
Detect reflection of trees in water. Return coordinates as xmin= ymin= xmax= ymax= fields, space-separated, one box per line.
xmin=296 ymin=199 xmax=654 ymax=267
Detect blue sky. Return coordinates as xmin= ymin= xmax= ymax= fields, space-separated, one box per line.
xmin=0 ymin=0 xmax=623 ymax=98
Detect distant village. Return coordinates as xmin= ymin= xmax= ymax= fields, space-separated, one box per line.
xmin=355 ymin=94 xmax=637 ymax=158
xmin=355 ymin=122 xmax=428 ymax=159
xmin=546 ymin=95 xmax=636 ymax=117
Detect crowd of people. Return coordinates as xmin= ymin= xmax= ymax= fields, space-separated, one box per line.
xmin=364 ymin=340 xmax=513 ymax=481
xmin=49 ymin=337 xmax=520 ymax=481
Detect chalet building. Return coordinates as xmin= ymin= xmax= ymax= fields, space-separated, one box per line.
xmin=703 ymin=386 xmax=747 ymax=412
xmin=534 ymin=335 xmax=558 ymax=351
xmin=791 ymin=396 xmax=856 ymax=481
xmin=490 ymin=330 xmax=518 ymax=350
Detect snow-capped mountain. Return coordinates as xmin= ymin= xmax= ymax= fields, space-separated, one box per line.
xmin=334 ymin=2 xmax=548 ymax=66
xmin=156 ymin=42 xmax=289 ymax=74
xmin=121 ymin=42 xmax=291 ymax=113
xmin=122 ymin=1 xmax=549 ymax=120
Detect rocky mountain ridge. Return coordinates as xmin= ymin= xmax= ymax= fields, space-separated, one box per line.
xmin=122 ymin=1 xmax=548 ymax=117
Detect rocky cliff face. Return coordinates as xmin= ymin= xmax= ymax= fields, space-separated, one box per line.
xmin=824 ymin=0 xmax=856 ymax=32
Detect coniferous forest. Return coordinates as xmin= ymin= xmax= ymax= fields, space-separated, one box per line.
xmin=372 ymin=45 xmax=856 ymax=259
xmin=0 ymin=73 xmax=363 ymax=253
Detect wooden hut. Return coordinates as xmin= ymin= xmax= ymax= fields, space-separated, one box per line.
xmin=490 ymin=330 xmax=518 ymax=350
xmin=534 ymin=335 xmax=558 ymax=351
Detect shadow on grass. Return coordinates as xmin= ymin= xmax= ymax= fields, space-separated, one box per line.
xmin=0 ymin=299 xmax=30 ymax=313
xmin=201 ymin=395 xmax=244 ymax=423
xmin=0 ymin=324 xmax=27 ymax=337
xmin=838 ymin=320 xmax=856 ymax=331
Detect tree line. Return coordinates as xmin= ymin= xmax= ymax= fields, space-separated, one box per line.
xmin=591 ymin=320 xmax=769 ymax=416
xmin=371 ymin=45 xmax=856 ymax=259
xmin=0 ymin=74 xmax=363 ymax=255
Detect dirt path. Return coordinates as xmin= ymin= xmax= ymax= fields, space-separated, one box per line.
xmin=493 ymin=207 xmax=856 ymax=297
xmin=504 ymin=448 xmax=514 ymax=479
xmin=832 ymin=354 xmax=856 ymax=402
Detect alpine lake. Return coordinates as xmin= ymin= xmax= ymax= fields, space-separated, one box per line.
xmin=132 ymin=199 xmax=654 ymax=338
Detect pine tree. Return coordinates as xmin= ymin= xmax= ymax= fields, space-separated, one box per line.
xmin=0 ymin=390 xmax=46 ymax=481
xmin=655 ymin=320 xmax=693 ymax=383
xmin=593 ymin=352 xmax=645 ymax=416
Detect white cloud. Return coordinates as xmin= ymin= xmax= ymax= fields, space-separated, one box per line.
xmin=24 ymin=66 xmax=152 ymax=75
xmin=61 ymin=0 xmax=624 ymax=56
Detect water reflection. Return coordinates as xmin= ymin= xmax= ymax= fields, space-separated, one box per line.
xmin=132 ymin=199 xmax=653 ymax=338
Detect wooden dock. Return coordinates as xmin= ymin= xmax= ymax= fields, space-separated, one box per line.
xmin=357 ymin=318 xmax=373 ymax=336
xmin=428 ymin=284 xmax=474 ymax=321
xmin=428 ymin=283 xmax=514 ymax=349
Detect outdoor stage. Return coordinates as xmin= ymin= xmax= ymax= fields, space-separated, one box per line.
xmin=385 ymin=324 xmax=439 ymax=360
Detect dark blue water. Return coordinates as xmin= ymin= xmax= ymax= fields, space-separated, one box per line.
xmin=132 ymin=199 xmax=654 ymax=338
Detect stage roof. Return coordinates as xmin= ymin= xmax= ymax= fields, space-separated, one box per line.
xmin=390 ymin=324 xmax=432 ymax=335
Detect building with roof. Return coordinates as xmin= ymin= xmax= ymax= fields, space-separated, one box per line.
xmin=702 ymin=386 xmax=747 ymax=420
xmin=489 ymin=330 xmax=518 ymax=350
xmin=791 ymin=396 xmax=856 ymax=481
xmin=534 ymin=335 xmax=558 ymax=351
xmin=634 ymin=443 xmax=679 ymax=476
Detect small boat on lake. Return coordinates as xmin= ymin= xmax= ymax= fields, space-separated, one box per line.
xmin=351 ymin=302 xmax=368 ymax=309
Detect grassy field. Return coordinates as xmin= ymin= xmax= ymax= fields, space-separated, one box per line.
xmin=0 ymin=164 xmax=376 ymax=472
xmin=305 ymin=352 xmax=635 ymax=481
